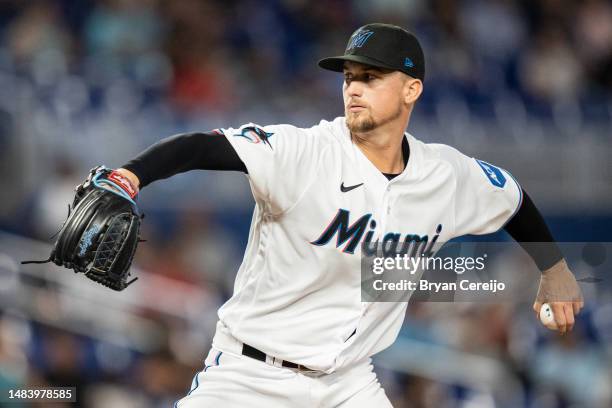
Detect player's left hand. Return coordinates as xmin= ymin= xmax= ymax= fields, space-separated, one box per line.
xmin=533 ymin=259 xmax=584 ymax=334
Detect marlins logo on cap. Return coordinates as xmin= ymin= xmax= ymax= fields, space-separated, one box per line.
xmin=318 ymin=23 xmax=425 ymax=81
xmin=347 ymin=30 xmax=374 ymax=50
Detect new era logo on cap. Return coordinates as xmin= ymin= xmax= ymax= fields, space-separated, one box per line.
xmin=404 ymin=57 xmax=414 ymax=68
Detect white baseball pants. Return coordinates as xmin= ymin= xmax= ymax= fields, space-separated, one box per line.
xmin=174 ymin=329 xmax=392 ymax=407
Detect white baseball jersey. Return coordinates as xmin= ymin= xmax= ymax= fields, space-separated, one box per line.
xmin=215 ymin=116 xmax=522 ymax=373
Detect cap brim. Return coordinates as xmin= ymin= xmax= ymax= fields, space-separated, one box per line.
xmin=318 ymin=55 xmax=397 ymax=72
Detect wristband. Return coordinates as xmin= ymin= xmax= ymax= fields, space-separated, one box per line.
xmin=108 ymin=170 xmax=138 ymax=199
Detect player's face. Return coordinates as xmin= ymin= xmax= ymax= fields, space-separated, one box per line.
xmin=342 ymin=62 xmax=406 ymax=133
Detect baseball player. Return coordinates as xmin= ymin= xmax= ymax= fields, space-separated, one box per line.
xmin=113 ymin=24 xmax=583 ymax=407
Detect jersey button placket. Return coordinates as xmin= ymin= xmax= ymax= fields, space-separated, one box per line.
xmin=379 ymin=185 xmax=391 ymax=233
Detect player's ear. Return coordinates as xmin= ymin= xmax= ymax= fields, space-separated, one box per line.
xmin=403 ymin=77 xmax=422 ymax=105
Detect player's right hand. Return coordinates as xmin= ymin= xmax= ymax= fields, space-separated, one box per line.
xmin=533 ymin=259 xmax=584 ymax=334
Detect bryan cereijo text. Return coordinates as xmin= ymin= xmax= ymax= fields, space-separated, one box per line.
xmin=372 ymin=279 xmax=506 ymax=293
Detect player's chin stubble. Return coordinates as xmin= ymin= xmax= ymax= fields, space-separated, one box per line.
xmin=346 ymin=104 xmax=402 ymax=133
xmin=347 ymin=113 xmax=376 ymax=132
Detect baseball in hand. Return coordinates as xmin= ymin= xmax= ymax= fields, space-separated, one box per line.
xmin=539 ymin=303 xmax=558 ymax=329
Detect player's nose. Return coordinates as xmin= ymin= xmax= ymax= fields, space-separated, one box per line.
xmin=344 ymin=79 xmax=364 ymax=98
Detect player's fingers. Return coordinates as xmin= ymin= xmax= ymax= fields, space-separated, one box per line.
xmin=533 ymin=301 xmax=542 ymax=318
xmin=563 ymin=303 xmax=575 ymax=332
xmin=572 ymin=301 xmax=582 ymax=315
xmin=551 ymin=303 xmax=567 ymax=333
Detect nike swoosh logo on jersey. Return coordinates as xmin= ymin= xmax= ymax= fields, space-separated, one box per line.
xmin=340 ymin=182 xmax=363 ymax=192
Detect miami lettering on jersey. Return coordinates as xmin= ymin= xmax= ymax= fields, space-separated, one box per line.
xmin=311 ymin=209 xmax=443 ymax=258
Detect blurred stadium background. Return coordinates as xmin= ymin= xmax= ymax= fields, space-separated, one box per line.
xmin=0 ymin=0 xmax=611 ymax=407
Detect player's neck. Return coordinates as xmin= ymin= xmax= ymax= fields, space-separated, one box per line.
xmin=351 ymin=121 xmax=407 ymax=175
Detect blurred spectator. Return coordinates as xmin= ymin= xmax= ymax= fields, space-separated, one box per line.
xmin=7 ymin=1 xmax=72 ymax=66
xmin=85 ymin=0 xmax=163 ymax=61
xmin=0 ymin=314 xmax=28 ymax=393
xmin=459 ymin=0 xmax=526 ymax=62
xmin=175 ymin=208 xmax=243 ymax=293
xmin=531 ymin=333 xmax=612 ymax=407
xmin=84 ymin=0 xmax=169 ymax=94
xmin=574 ymin=0 xmax=612 ymax=90
xmin=31 ymin=156 xmax=82 ymax=239
xmin=132 ymin=348 xmax=192 ymax=406
xmin=36 ymin=328 xmax=89 ymax=406
xmin=164 ymin=0 xmax=234 ymax=113
xmin=519 ymin=25 xmax=583 ymax=102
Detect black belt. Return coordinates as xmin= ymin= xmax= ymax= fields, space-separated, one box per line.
xmin=241 ymin=343 xmax=311 ymax=371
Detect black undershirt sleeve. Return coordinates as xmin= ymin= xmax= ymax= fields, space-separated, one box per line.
xmin=121 ymin=131 xmax=247 ymax=188
xmin=503 ymin=189 xmax=563 ymax=271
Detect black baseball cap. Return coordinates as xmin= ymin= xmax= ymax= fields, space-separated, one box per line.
xmin=318 ymin=23 xmax=425 ymax=81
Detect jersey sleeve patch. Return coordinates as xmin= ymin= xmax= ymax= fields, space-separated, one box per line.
xmin=232 ymin=125 xmax=274 ymax=149
xmin=475 ymin=159 xmax=507 ymax=188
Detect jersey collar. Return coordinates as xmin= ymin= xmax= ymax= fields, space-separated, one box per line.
xmin=339 ymin=117 xmax=422 ymax=185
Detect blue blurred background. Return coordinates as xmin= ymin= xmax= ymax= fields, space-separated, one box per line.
xmin=0 ymin=0 xmax=611 ymax=407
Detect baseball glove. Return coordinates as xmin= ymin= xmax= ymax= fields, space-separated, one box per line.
xmin=23 ymin=166 xmax=143 ymax=291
